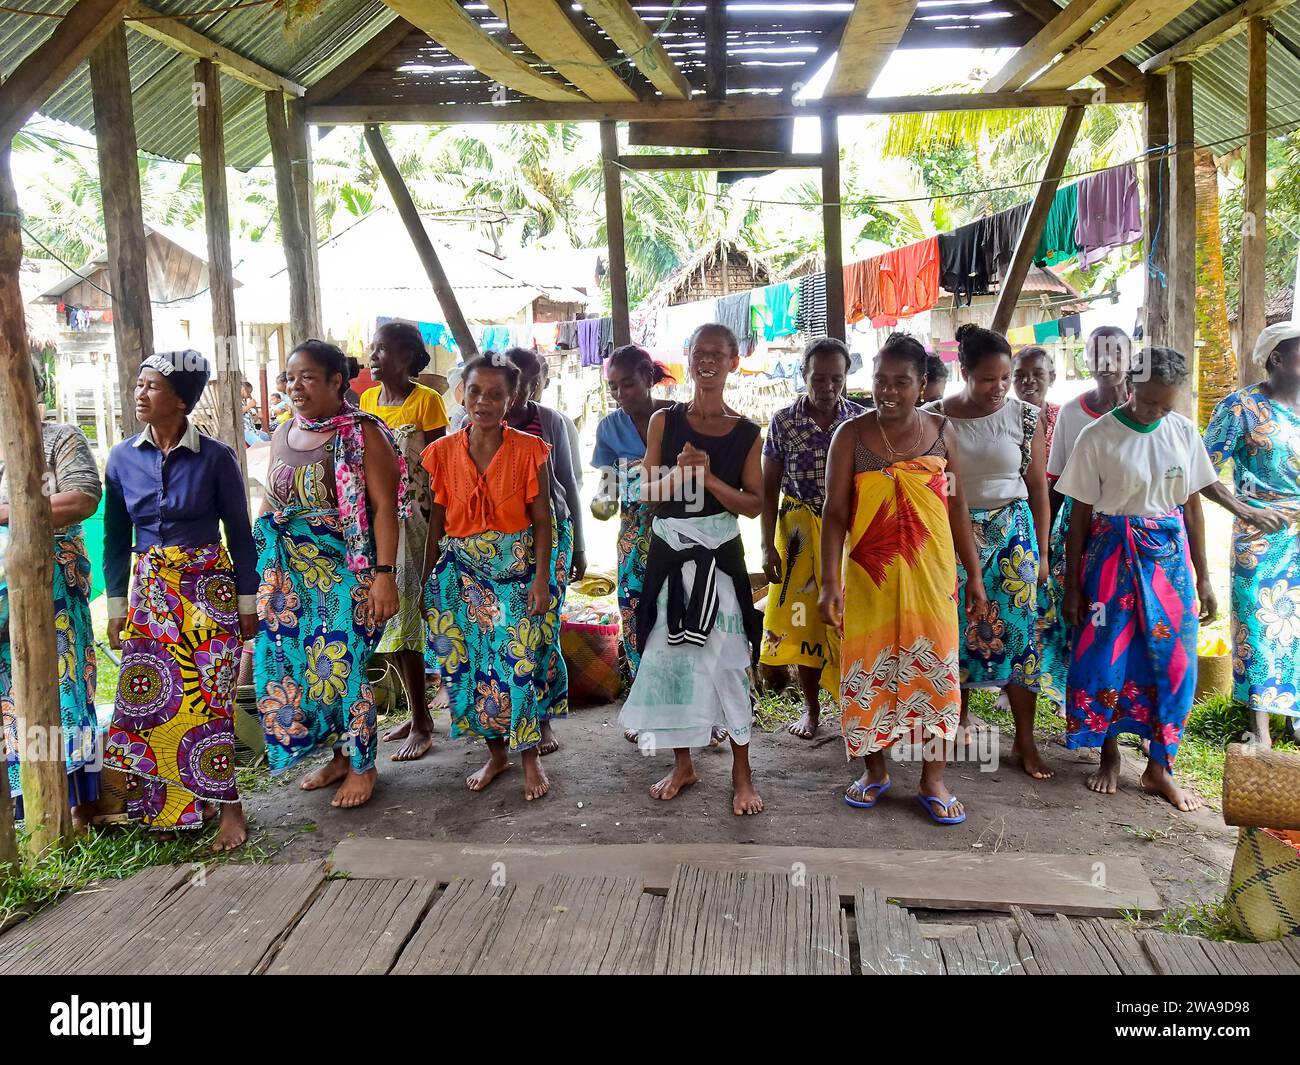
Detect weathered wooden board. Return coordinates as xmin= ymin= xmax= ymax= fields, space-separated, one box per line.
xmin=95 ymin=862 xmax=325 ymax=976
xmin=331 ymin=839 xmax=1160 ymax=916
xmin=1012 ymin=907 xmax=1137 ymax=975
xmin=1077 ymin=918 xmax=1156 ymax=975
xmin=652 ymin=864 xmax=850 ymax=975
xmin=856 ymin=888 xmax=943 ymax=975
xmin=1138 ymin=932 xmax=1223 ymax=976
xmin=608 ymin=891 xmax=664 ymax=975
xmin=265 ymin=877 xmax=438 ymax=976
xmin=0 ymin=864 xmax=190 ymax=975
xmin=391 ymin=878 xmax=516 ymax=975
xmin=935 ymin=920 xmax=1029 ymax=975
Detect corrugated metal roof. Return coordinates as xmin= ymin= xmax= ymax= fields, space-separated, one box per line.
xmin=4 ymin=1 xmax=1300 ymax=163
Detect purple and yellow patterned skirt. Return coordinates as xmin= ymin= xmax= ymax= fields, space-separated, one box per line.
xmin=105 ymin=544 xmax=241 ymax=829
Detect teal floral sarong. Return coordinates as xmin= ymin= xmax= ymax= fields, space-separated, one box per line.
xmin=424 ymin=526 xmax=565 ymax=752
xmin=254 ymin=506 xmax=381 ymax=774
xmin=957 ymin=499 xmax=1041 ymax=691
xmin=2 ymin=526 xmax=100 ymax=813
xmin=1035 ymin=498 xmax=1073 ymax=705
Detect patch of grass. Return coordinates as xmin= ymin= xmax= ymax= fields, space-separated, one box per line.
xmin=1156 ymin=897 xmax=1239 ymax=942
xmin=0 ymin=825 xmax=271 ymax=924
xmin=754 ymin=688 xmax=802 ymax=732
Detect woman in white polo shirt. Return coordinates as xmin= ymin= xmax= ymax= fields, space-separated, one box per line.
xmin=1058 ymin=346 xmax=1217 ymax=812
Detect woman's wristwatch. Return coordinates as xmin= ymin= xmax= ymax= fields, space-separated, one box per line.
xmin=373 ymin=564 xmax=396 ymax=574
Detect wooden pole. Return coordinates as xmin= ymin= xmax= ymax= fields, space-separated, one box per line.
xmin=599 ymin=120 xmax=631 ymax=347
xmin=0 ymin=146 xmax=72 ymax=851
xmin=89 ymin=23 xmax=151 ymax=440
xmin=0 ymin=736 xmax=15 ymax=881
xmin=195 ymin=59 xmax=247 ymax=475
xmin=286 ymin=98 xmax=322 ymax=338
xmin=705 ymin=0 xmax=728 ymax=100
xmin=363 ymin=124 xmax=479 ymax=357
xmin=266 ymin=92 xmax=314 ymax=347
xmin=1239 ymin=17 xmax=1268 ymax=385
xmin=991 ymin=106 xmax=1085 ymax=335
xmin=821 ymin=114 xmax=846 ymax=342
xmin=1143 ymin=73 xmax=1171 ymax=350
xmin=1168 ymin=63 xmax=1197 ymax=418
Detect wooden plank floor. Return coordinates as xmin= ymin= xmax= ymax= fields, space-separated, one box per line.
xmin=3 ymin=856 xmax=1297 ymax=975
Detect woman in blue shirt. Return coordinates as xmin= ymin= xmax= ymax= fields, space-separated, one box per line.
xmin=103 ymin=352 xmax=258 ymax=853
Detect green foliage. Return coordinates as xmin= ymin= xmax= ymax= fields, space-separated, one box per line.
xmin=1183 ymin=693 xmax=1253 ymax=747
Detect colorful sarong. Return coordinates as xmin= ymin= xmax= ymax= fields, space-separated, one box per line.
xmin=840 ymin=457 xmax=961 ymax=757
xmin=254 ymin=506 xmax=381 ymax=774
xmin=3 ymin=526 xmax=100 ymax=814
xmin=958 ymin=500 xmax=1041 ymax=691
xmin=1035 ymin=499 xmax=1072 ymax=705
xmin=761 ymin=496 xmax=838 ymax=695
xmin=105 ymin=544 xmax=240 ymax=829
xmin=616 ymin=498 xmax=653 ymax=683
xmin=376 ymin=424 xmax=429 ymax=655
xmin=424 ymin=526 xmax=565 ymax=752
xmin=1066 ymin=511 xmax=1198 ymax=770
xmin=541 ymin=517 xmax=572 ymax=721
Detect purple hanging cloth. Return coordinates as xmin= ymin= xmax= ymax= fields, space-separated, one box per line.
xmin=1074 ymin=165 xmax=1142 ymax=269
xmin=577 ymin=318 xmax=603 ymax=366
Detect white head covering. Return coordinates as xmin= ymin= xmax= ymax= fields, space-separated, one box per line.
xmin=1251 ymin=322 xmax=1300 ymax=367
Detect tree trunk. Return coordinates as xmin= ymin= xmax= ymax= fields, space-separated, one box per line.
xmin=0 ymin=146 xmax=71 ymax=853
xmin=1193 ymin=147 xmax=1237 ymax=429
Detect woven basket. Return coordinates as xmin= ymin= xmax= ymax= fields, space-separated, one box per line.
xmin=1194 ymin=652 xmax=1233 ymax=702
xmin=91 ymin=766 xmax=130 ymax=819
xmin=560 ymin=616 xmax=621 ymax=705
xmin=1223 ymin=743 xmax=1300 ymax=830
xmin=1225 ymin=827 xmax=1300 ymax=941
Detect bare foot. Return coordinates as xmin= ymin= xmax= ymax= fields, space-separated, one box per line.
xmin=1140 ymin=762 xmax=1203 ymax=812
xmin=467 ymin=752 xmax=512 ymax=792
xmin=958 ymin=713 xmax=989 ymax=743
xmin=212 ymin=804 xmax=247 ymax=853
xmin=707 ymin=726 xmax=729 ymax=749
xmin=389 ymin=726 xmax=433 ymax=762
xmin=383 ymin=719 xmax=412 ymax=743
xmin=650 ymin=764 xmax=698 ymax=801
xmin=1086 ymin=747 xmax=1121 ymax=795
xmin=624 ymin=729 xmax=639 ymax=743
xmin=732 ymin=774 xmax=765 ymax=816
xmin=1013 ymin=736 xmax=1054 ymax=780
xmin=538 ymin=719 xmax=560 ymax=756
xmin=522 ymin=750 xmax=550 ymax=801
xmin=331 ymin=767 xmax=377 ymax=809
xmin=301 ymin=753 xmax=349 ymax=791
xmin=787 ymin=711 xmax=820 ymax=739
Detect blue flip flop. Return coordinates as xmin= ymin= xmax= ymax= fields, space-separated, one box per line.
xmin=844 ymin=779 xmax=892 ymax=809
xmin=916 ymin=793 xmax=966 ymax=825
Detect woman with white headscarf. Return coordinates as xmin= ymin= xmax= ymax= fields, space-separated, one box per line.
xmin=1201 ymin=323 xmax=1300 ymax=746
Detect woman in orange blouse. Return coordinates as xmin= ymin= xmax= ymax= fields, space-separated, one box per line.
xmin=421 ymin=354 xmax=559 ymax=801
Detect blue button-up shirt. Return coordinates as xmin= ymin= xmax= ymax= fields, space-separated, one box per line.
xmin=104 ymin=421 xmax=258 ymax=617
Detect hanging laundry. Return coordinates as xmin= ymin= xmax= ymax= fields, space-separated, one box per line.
xmin=938 ymin=221 xmax=993 ymax=305
xmin=1032 ymin=319 xmax=1061 ymax=344
xmin=1034 ymin=183 xmax=1080 ymax=267
xmin=797 ymin=272 xmax=827 ymax=338
xmin=531 ymin=322 xmax=559 ymax=350
xmin=557 ymin=320 xmax=579 ymax=349
xmin=577 ymin=318 xmax=603 ymax=366
xmin=844 ymin=260 xmax=874 ymax=324
xmin=715 ymin=290 xmax=753 ymax=353
xmin=1058 ymin=314 xmax=1082 ymax=340
xmin=1006 ymin=324 xmax=1036 ymax=346
xmin=1075 ymin=165 xmax=1142 ymax=269
xmin=663 ymin=298 xmax=718 ymax=354
xmin=986 ymin=202 xmax=1030 ymax=284
xmin=598 ymin=316 xmax=613 ymax=358
xmin=750 ymin=282 xmax=799 ymax=341
xmin=874 ymin=237 xmax=941 ymax=324
xmin=477 ymin=325 xmax=512 ymax=352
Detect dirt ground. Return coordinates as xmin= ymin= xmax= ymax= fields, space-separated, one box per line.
xmin=245 ymin=702 xmax=1236 ymax=914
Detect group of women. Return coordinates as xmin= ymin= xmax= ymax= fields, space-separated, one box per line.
xmin=3 ymin=313 xmax=1298 ymax=843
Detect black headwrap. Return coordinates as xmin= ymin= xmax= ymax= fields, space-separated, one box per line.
xmin=141 ymin=350 xmax=210 ymax=412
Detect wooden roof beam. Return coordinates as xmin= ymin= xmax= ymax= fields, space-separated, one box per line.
xmin=582 ymin=0 xmax=692 ymax=99
xmin=1027 ymin=0 xmax=1204 ymax=90
xmin=303 ymin=15 xmax=415 ymax=105
xmin=1139 ymin=0 xmax=1296 ymax=73
xmin=1012 ymin=0 xmax=1143 ymax=85
xmin=0 ymin=0 xmax=131 ymax=143
xmin=481 ymin=0 xmax=636 ymax=101
xmin=984 ymin=0 xmax=1123 ymax=92
xmin=127 ymin=3 xmax=305 ymax=95
xmin=823 ymin=0 xmax=920 ymax=98
xmin=380 ymin=0 xmax=585 ymax=102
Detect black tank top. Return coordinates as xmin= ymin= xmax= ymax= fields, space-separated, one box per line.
xmin=657 ymin=402 xmax=760 ymax=518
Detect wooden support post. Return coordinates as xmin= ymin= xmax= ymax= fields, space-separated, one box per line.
xmin=705 ymin=0 xmax=727 ymax=100
xmin=195 ymin=59 xmax=247 ymax=474
xmin=0 ymin=735 xmax=14 ymax=881
xmin=1168 ymin=63 xmax=1197 ymax=418
xmin=0 ymin=146 xmax=71 ymax=851
xmin=266 ymin=92 xmax=315 ymax=347
xmin=600 ymin=120 xmax=631 ymax=347
xmin=89 ymin=23 xmax=151 ymax=440
xmin=287 ymin=98 xmax=322 ymax=337
xmin=1143 ymin=74 xmax=1171 ymax=350
xmin=820 ymin=114 xmax=846 ymax=342
xmin=1239 ymin=18 xmax=1268 ymax=385
xmin=363 ymin=124 xmax=478 ymax=357
xmin=991 ymin=106 xmax=1085 ymax=335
